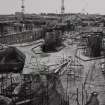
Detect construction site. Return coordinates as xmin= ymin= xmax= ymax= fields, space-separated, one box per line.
xmin=1 ymin=0 xmax=105 ymax=105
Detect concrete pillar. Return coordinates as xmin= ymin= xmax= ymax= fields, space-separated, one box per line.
xmin=0 ymin=23 xmax=4 ymax=37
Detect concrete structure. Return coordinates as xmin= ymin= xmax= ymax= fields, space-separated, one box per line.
xmin=0 ymin=29 xmax=43 ymax=44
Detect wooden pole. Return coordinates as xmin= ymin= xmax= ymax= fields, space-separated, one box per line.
xmin=82 ymin=84 xmax=84 ymax=105
xmin=77 ymin=88 xmax=79 ymax=105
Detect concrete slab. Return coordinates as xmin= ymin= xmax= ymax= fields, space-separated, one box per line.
xmin=76 ymin=48 xmax=105 ymax=61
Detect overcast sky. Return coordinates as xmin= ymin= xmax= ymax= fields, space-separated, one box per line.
xmin=0 ymin=0 xmax=105 ymax=15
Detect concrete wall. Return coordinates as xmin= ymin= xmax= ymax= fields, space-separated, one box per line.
xmin=0 ymin=29 xmax=43 ymax=44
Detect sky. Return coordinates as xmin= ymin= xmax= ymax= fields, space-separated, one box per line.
xmin=0 ymin=0 xmax=105 ymax=15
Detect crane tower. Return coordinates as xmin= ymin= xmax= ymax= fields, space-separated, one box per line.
xmin=61 ymin=0 xmax=65 ymax=14
xmin=21 ymin=0 xmax=25 ymax=14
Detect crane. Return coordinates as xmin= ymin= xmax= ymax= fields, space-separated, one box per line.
xmin=61 ymin=0 xmax=65 ymax=14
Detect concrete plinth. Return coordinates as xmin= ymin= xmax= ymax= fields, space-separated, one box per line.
xmin=75 ymin=48 xmax=105 ymax=61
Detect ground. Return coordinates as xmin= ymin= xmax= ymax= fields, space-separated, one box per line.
xmin=10 ymin=32 xmax=105 ymax=105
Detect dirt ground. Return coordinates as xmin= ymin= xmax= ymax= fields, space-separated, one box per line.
xmin=13 ymin=32 xmax=105 ymax=105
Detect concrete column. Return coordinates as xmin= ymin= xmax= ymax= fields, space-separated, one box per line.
xmin=0 ymin=23 xmax=4 ymax=37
